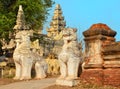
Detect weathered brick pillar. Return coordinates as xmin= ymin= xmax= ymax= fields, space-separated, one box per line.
xmin=80 ymin=23 xmax=117 ymax=86
xmin=102 ymin=42 xmax=120 ymax=87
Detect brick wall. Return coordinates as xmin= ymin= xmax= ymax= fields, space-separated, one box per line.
xmin=80 ymin=69 xmax=103 ymax=85
xmin=80 ymin=68 xmax=120 ymax=87
xmin=104 ymin=69 xmax=120 ymax=87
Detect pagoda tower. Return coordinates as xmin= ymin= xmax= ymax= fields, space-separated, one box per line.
xmin=47 ymin=4 xmax=66 ymax=38
xmin=13 ymin=5 xmax=29 ymax=33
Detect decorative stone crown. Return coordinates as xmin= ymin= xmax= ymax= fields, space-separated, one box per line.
xmin=83 ymin=23 xmax=116 ymax=37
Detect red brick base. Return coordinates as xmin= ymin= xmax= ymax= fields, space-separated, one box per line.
xmin=80 ymin=69 xmax=120 ymax=87
xmin=80 ymin=69 xmax=103 ymax=85
xmin=104 ymin=69 xmax=120 ymax=87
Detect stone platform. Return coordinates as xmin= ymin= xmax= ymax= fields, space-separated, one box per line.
xmin=56 ymin=79 xmax=79 ymax=87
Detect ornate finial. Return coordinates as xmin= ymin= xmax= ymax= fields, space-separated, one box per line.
xmin=56 ymin=4 xmax=61 ymax=9
xmin=54 ymin=4 xmax=62 ymax=15
xmin=19 ymin=5 xmax=23 ymax=11
xmin=13 ymin=5 xmax=29 ymax=31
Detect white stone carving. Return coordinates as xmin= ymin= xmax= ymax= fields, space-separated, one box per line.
xmin=13 ymin=30 xmax=47 ymax=80
xmin=58 ymin=28 xmax=82 ymax=81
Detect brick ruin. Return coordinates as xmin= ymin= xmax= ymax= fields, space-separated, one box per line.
xmin=80 ymin=23 xmax=120 ymax=87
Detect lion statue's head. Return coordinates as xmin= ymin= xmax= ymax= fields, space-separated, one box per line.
xmin=62 ymin=28 xmax=77 ymax=43
xmin=15 ymin=30 xmax=33 ymax=46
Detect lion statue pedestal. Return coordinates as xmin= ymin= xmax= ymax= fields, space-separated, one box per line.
xmin=56 ymin=28 xmax=82 ymax=86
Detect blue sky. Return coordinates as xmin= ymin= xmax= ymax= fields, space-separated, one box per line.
xmin=43 ymin=0 xmax=120 ymax=41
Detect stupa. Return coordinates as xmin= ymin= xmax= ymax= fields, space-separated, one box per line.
xmin=47 ymin=4 xmax=66 ymax=38
xmin=2 ymin=5 xmax=30 ymax=57
xmin=80 ymin=23 xmax=120 ymax=87
xmin=13 ymin=5 xmax=29 ymax=33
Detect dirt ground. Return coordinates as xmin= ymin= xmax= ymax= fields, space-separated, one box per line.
xmin=0 ymin=78 xmax=20 ymax=86
xmin=0 ymin=75 xmax=56 ymax=86
xmin=0 ymin=78 xmax=119 ymax=89
xmin=44 ymin=81 xmax=119 ymax=89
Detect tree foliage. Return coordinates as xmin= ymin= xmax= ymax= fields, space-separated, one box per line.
xmin=0 ymin=0 xmax=54 ymax=41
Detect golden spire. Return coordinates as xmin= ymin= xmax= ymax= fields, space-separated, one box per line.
xmin=47 ymin=4 xmax=66 ymax=37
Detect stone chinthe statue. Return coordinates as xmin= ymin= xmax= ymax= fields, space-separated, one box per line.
xmin=13 ymin=30 xmax=47 ymax=80
xmin=13 ymin=5 xmax=47 ymax=80
xmin=56 ymin=28 xmax=82 ymax=86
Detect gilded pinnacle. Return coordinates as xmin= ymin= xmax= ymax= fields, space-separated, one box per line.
xmin=47 ymin=4 xmax=66 ymax=38
xmin=56 ymin=4 xmax=61 ymax=9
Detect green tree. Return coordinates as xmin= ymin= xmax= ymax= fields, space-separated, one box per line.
xmin=0 ymin=0 xmax=54 ymax=41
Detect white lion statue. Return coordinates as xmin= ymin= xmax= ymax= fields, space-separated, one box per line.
xmin=58 ymin=28 xmax=82 ymax=80
xmin=13 ymin=30 xmax=47 ymax=80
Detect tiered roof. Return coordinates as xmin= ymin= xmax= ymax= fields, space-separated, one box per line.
xmin=47 ymin=4 xmax=66 ymax=37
